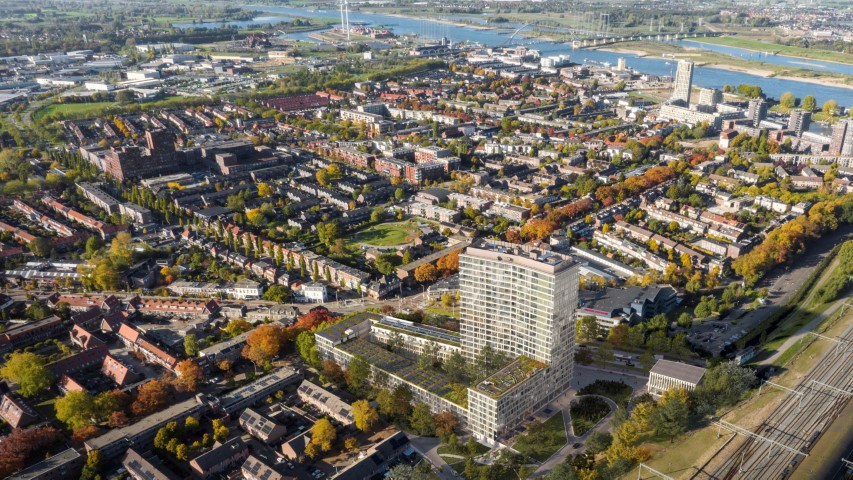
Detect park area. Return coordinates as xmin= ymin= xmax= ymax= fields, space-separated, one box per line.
xmin=512 ymin=411 xmax=568 ymax=462
xmin=34 ymin=101 xmax=117 ymax=121
xmin=345 ymin=220 xmax=421 ymax=248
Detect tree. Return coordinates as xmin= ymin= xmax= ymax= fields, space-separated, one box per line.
xmin=310 ymin=418 xmax=337 ymax=452
xmin=225 ymin=318 xmax=253 ymax=337
xmin=185 ymin=415 xmax=200 ymax=431
xmin=779 ymin=92 xmax=796 ymax=109
xmin=85 ymin=236 xmax=104 ymax=256
xmin=320 ymin=360 xmax=346 ymax=387
xmin=212 ymin=418 xmax=229 ymax=442
xmin=27 ymin=237 xmax=51 ymax=257
xmin=131 ymin=379 xmax=171 ymax=416
xmin=418 ymin=341 xmax=440 ymax=369
xmin=317 ymin=221 xmax=342 ymax=247
xmin=414 ymin=263 xmax=438 ymax=283
xmin=55 ymin=391 xmax=99 ymax=429
xmin=257 ymin=182 xmax=274 ymax=197
xmin=802 ymin=95 xmax=816 ymax=112
xmin=639 ymin=351 xmax=656 ymax=370
xmin=262 ymin=284 xmax=291 ymax=303
xmin=822 ymin=99 xmax=839 ymax=117
xmin=243 ymin=323 xmax=287 ymax=367
xmin=607 ymin=324 xmax=628 ymax=347
xmin=109 ymin=231 xmax=134 ymax=265
xmin=0 ymin=352 xmax=52 ymax=397
xmin=92 ymin=258 xmax=120 ymax=290
xmin=576 ymin=316 xmax=601 ymax=343
xmin=394 ymin=188 xmax=405 ymax=200
xmin=596 ymin=342 xmax=615 ymax=362
xmin=652 ymin=388 xmax=690 ymax=442
xmin=316 ymin=169 xmax=330 ymax=186
xmin=694 ymin=361 xmax=756 ymax=410
xmin=434 ymin=411 xmax=460 ymax=438
xmin=585 ymin=431 xmax=613 ymax=454
xmin=72 ymin=425 xmax=101 ymax=443
xmin=390 ymin=384 xmax=413 ymax=418
xmin=176 ymin=360 xmax=204 ymax=392
xmin=409 ymin=403 xmax=436 ymax=436
xmin=183 ymin=334 xmax=200 ymax=357
xmin=370 ymin=207 xmax=385 ymax=223
xmin=346 ymin=355 xmax=372 ymax=396
xmin=344 ymin=436 xmax=360 ymax=453
xmin=443 ymin=350 xmax=467 ymax=382
xmin=352 ymin=399 xmax=379 ymax=433
xmin=296 ymin=331 xmax=321 ymax=367
xmin=0 ymin=426 xmax=63 ymax=477
xmin=402 ymin=248 xmax=413 ymax=265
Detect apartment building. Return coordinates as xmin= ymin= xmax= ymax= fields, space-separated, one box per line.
xmin=460 ymin=240 xmax=578 ymax=445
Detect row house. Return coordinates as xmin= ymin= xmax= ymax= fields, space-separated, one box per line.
xmin=40 ymin=195 xmax=127 ymax=239
xmin=405 ymin=202 xmax=461 ymax=223
xmin=131 ymin=297 xmax=220 ymax=321
xmin=48 ymin=293 xmax=121 ymax=313
xmin=645 ymin=205 xmax=707 ymax=235
xmin=0 ymin=316 xmax=66 ymax=353
xmin=790 ymin=175 xmax=824 ymax=190
xmin=0 ymin=393 xmax=39 ymax=428
xmin=101 ymin=354 xmax=142 ymax=386
xmin=117 ymin=324 xmax=179 ymax=371
xmin=448 ymin=192 xmax=492 ymax=211
xmin=593 ymin=230 xmax=671 ymax=272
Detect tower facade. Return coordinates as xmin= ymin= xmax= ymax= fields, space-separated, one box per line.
xmin=748 ymin=98 xmax=768 ymax=127
xmin=671 ymin=60 xmax=694 ymax=105
xmin=788 ymin=109 xmax=811 ymax=136
xmin=460 ymin=240 xmax=578 ymax=444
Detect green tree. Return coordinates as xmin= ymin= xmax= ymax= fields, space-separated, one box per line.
xmin=779 ymin=92 xmax=796 ymax=109
xmin=85 ymin=236 xmax=104 ymax=256
xmin=0 ymin=352 xmax=53 ymax=397
xmin=576 ymin=315 xmax=601 ymax=342
xmin=28 ymin=237 xmax=51 ymax=257
xmin=409 ymin=403 xmax=436 ymax=436
xmin=183 ymin=334 xmax=200 ymax=357
xmin=346 ymin=355 xmax=371 ymax=396
xmin=295 ymin=331 xmax=321 ymax=367
xmin=55 ymin=391 xmax=99 ymax=429
xmin=317 ymin=221 xmax=342 ymax=247
xmin=585 ymin=431 xmax=613 ymax=453
xmin=262 ymin=285 xmax=292 ymax=303
xmin=442 ymin=350 xmax=467 ymax=382
xmin=394 ymin=188 xmax=405 ymax=200
xmin=652 ymin=388 xmax=690 ymax=442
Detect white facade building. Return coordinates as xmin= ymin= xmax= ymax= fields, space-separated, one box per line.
xmin=647 ymin=359 xmax=706 ymax=397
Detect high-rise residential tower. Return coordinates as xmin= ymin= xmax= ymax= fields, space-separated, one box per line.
xmin=671 ymin=60 xmax=694 ymax=105
xmin=460 ymin=240 xmax=578 ymax=444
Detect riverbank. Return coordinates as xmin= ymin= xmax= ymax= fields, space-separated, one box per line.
xmin=364 ymin=11 xmax=501 ymax=31
xmin=595 ymin=42 xmax=853 ymax=90
xmin=689 ymin=36 xmax=853 ymax=66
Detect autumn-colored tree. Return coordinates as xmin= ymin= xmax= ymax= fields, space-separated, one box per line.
xmin=352 ymin=400 xmax=379 ymax=433
xmin=436 ymin=250 xmax=460 ymax=276
xmin=607 ymin=324 xmax=629 ymax=347
xmin=109 ymin=411 xmax=129 ymax=427
xmin=71 ymin=425 xmax=101 ymax=442
xmin=175 ymin=360 xmax=204 ymax=392
xmin=310 ymin=418 xmax=337 ymax=452
xmin=290 ymin=307 xmax=336 ymax=334
xmin=520 ymin=218 xmax=558 ymax=241
xmin=434 ymin=411 xmax=459 ymax=438
xmin=320 ymin=360 xmax=346 ymax=387
xmin=224 ymin=318 xmax=253 ymax=337
xmin=0 ymin=426 xmax=63 ymax=477
xmin=344 ymin=436 xmax=359 ymax=453
xmin=131 ymin=380 xmax=172 ymax=417
xmin=242 ymin=323 xmax=287 ymax=367
xmin=257 ymin=182 xmax=274 ymax=197
xmin=505 ymin=228 xmax=522 ymax=243
xmin=414 ymin=263 xmax=438 ymax=283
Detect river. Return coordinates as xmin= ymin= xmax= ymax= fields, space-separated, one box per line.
xmin=177 ymin=5 xmax=852 ymax=105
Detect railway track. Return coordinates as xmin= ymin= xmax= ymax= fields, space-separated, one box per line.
xmin=704 ymin=325 xmax=853 ymax=480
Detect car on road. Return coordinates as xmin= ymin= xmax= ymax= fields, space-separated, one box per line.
xmin=573 ymin=443 xmax=582 ymax=449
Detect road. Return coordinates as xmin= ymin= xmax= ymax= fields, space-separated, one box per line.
xmin=697 ymin=225 xmax=853 ymax=355
xmin=697 ymin=321 xmax=853 ymax=480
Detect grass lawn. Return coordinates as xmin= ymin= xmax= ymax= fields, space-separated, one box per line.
xmin=346 ymin=221 xmax=420 ymax=247
xmin=34 ymin=101 xmax=117 ymax=121
xmin=439 ymin=455 xmax=465 ymax=474
xmin=513 ymin=411 xmax=568 ymax=462
xmin=693 ymin=36 xmax=853 ymax=65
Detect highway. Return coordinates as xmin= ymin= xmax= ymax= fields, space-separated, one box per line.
xmin=699 ymin=323 xmax=853 ymax=480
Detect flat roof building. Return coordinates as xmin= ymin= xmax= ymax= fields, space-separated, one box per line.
xmin=648 ymin=359 xmax=707 ymax=397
